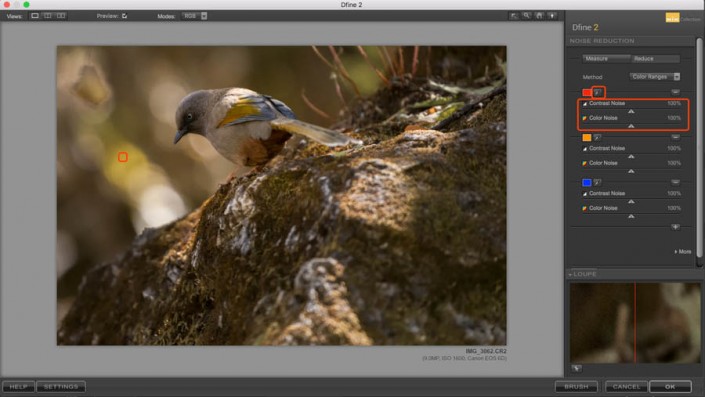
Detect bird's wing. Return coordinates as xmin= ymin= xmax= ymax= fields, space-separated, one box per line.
xmin=217 ymin=94 xmax=277 ymax=128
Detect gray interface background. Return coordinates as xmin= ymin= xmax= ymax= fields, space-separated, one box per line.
xmin=0 ymin=21 xmax=563 ymax=377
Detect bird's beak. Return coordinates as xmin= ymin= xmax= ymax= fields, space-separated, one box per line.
xmin=174 ymin=128 xmax=189 ymax=144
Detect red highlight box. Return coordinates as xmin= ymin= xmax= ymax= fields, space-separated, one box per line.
xmin=576 ymin=97 xmax=690 ymax=132
xmin=117 ymin=152 xmax=129 ymax=162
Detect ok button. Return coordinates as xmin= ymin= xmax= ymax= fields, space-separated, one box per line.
xmin=649 ymin=380 xmax=692 ymax=393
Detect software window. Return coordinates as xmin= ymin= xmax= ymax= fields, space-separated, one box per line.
xmin=0 ymin=0 xmax=702 ymax=396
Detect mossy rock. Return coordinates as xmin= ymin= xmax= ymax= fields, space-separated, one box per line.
xmin=59 ymin=81 xmax=507 ymax=346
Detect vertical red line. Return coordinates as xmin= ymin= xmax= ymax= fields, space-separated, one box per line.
xmin=633 ymin=282 xmax=637 ymax=363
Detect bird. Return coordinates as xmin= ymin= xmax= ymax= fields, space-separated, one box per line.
xmin=173 ymin=88 xmax=360 ymax=173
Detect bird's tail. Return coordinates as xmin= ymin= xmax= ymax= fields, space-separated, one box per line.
xmin=270 ymin=118 xmax=362 ymax=147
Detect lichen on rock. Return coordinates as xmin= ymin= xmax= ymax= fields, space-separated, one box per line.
xmin=59 ymin=77 xmax=507 ymax=346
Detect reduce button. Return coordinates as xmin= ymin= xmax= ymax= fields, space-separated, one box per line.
xmin=649 ymin=380 xmax=692 ymax=393
xmin=631 ymin=55 xmax=680 ymax=63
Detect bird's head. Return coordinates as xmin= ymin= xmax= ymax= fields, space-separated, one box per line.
xmin=174 ymin=90 xmax=210 ymax=144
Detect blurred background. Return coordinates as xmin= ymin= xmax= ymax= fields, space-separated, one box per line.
xmin=570 ymin=283 xmax=701 ymax=364
xmin=56 ymin=46 xmax=505 ymax=324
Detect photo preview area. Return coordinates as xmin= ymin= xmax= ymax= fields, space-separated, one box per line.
xmin=56 ymin=45 xmax=508 ymax=347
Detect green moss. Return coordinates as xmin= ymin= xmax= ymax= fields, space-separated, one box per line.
xmin=434 ymin=102 xmax=466 ymax=125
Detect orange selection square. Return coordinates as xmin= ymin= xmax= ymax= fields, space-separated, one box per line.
xmin=118 ymin=152 xmax=128 ymax=162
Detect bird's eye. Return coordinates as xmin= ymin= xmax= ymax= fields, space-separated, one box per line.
xmin=186 ymin=113 xmax=194 ymax=121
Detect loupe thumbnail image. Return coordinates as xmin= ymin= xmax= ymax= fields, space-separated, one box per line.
xmin=57 ymin=46 xmax=506 ymax=345
xmin=570 ymin=282 xmax=701 ymax=364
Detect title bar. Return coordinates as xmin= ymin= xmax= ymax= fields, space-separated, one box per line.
xmin=3 ymin=0 xmax=704 ymax=10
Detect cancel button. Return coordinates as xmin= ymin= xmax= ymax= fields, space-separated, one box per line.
xmin=605 ymin=380 xmax=647 ymax=393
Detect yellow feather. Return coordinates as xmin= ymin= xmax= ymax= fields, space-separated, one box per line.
xmin=217 ymin=100 xmax=261 ymax=128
